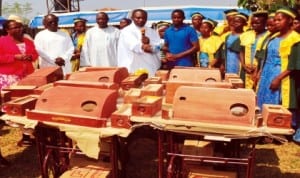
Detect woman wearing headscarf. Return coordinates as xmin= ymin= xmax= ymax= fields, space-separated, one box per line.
xmin=254 ymin=13 xmax=278 ymax=74
xmin=156 ymin=21 xmax=171 ymax=70
xmin=220 ymin=12 xmax=248 ymax=75
xmin=198 ymin=18 xmax=222 ymax=68
xmin=256 ymin=8 xmax=300 ymax=133
xmin=236 ymin=11 xmax=268 ymax=90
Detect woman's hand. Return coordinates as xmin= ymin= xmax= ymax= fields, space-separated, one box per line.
xmin=23 ymin=55 xmax=33 ymax=61
xmin=15 ymin=54 xmax=33 ymax=61
xmin=270 ymin=77 xmax=281 ymax=91
xmin=242 ymin=64 xmax=256 ymax=74
xmin=71 ymin=49 xmax=81 ymax=60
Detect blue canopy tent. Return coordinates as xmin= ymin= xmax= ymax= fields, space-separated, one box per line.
xmin=0 ymin=16 xmax=7 ymax=29
xmin=29 ymin=10 xmax=129 ymax=28
xmin=141 ymin=6 xmax=250 ymax=25
xmin=29 ymin=6 xmax=249 ymax=29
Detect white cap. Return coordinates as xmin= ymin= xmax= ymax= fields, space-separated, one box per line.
xmin=8 ymin=14 xmax=23 ymax=24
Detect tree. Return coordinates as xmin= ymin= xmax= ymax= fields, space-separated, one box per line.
xmin=2 ymin=1 xmax=33 ymax=24
xmin=23 ymin=3 xmax=33 ymax=18
xmin=238 ymin=0 xmax=300 ymax=11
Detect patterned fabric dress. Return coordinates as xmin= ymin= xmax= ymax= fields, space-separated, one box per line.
xmin=0 ymin=74 xmax=20 ymax=90
xmin=257 ymin=37 xmax=282 ymax=110
xmin=0 ymin=42 xmax=23 ymax=89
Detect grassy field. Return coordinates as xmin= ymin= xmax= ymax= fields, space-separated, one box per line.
xmin=1 ymin=123 xmax=300 ymax=178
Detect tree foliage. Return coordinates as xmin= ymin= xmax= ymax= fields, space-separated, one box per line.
xmin=238 ymin=0 xmax=300 ymax=11
xmin=2 ymin=1 xmax=32 ymax=24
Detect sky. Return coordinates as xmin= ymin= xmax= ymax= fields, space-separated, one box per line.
xmin=2 ymin=0 xmax=239 ymax=19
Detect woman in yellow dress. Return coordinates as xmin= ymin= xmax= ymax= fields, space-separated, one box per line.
xmin=238 ymin=11 xmax=268 ymax=89
xmin=256 ymin=8 xmax=300 ymax=132
xmin=70 ymin=18 xmax=87 ymax=72
xmin=254 ymin=13 xmax=278 ymax=89
xmin=220 ymin=13 xmax=248 ymax=75
xmin=198 ymin=18 xmax=222 ymax=68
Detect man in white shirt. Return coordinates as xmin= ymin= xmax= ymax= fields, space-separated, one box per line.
xmin=117 ymin=9 xmax=161 ymax=76
xmin=80 ymin=12 xmax=120 ymax=67
xmin=34 ymin=14 xmax=74 ymax=75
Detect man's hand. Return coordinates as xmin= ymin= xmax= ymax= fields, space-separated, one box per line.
xmin=55 ymin=57 xmax=65 ymax=66
xmin=141 ymin=36 xmax=150 ymax=44
xmin=142 ymin=44 xmax=152 ymax=53
xmin=165 ymin=52 xmax=177 ymax=61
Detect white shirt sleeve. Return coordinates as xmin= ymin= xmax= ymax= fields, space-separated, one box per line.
xmin=34 ymin=31 xmax=56 ymax=65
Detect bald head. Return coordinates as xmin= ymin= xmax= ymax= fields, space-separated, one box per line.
xmin=96 ymin=12 xmax=109 ymax=28
xmin=43 ymin=14 xmax=59 ymax=32
xmin=131 ymin=9 xmax=148 ymax=27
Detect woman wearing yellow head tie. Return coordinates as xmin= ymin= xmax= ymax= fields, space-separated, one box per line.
xmin=198 ymin=18 xmax=222 ymax=68
xmin=71 ymin=18 xmax=87 ymax=72
xmin=238 ymin=11 xmax=268 ymax=90
xmin=191 ymin=12 xmax=204 ymax=37
xmin=220 ymin=12 xmax=248 ymax=75
xmin=214 ymin=9 xmax=238 ymax=36
xmin=256 ymin=7 xmax=300 ymax=133
xmin=254 ymin=13 xmax=278 ymax=88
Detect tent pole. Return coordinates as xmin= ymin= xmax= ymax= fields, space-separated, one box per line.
xmin=0 ymin=0 xmax=2 ymax=16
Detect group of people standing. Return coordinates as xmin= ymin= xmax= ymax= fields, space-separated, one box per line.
xmin=191 ymin=7 xmax=300 ymax=142
xmin=210 ymin=7 xmax=300 ymax=142
xmin=73 ymin=7 xmax=300 ymax=142
xmin=0 ymin=7 xmax=300 ymax=142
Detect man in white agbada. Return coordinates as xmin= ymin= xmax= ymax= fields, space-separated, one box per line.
xmin=117 ymin=9 xmax=161 ymax=76
xmin=34 ymin=14 xmax=74 ymax=75
xmin=81 ymin=12 xmax=119 ymax=67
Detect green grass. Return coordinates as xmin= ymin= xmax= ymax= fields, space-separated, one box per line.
xmin=1 ymin=124 xmax=300 ymax=178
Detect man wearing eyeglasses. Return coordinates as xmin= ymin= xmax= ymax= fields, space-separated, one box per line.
xmin=34 ymin=14 xmax=74 ymax=76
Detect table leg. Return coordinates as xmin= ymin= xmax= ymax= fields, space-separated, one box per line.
xmin=158 ymin=130 xmax=165 ymax=178
xmin=111 ymin=135 xmax=118 ymax=178
xmin=35 ymin=125 xmax=46 ymax=177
